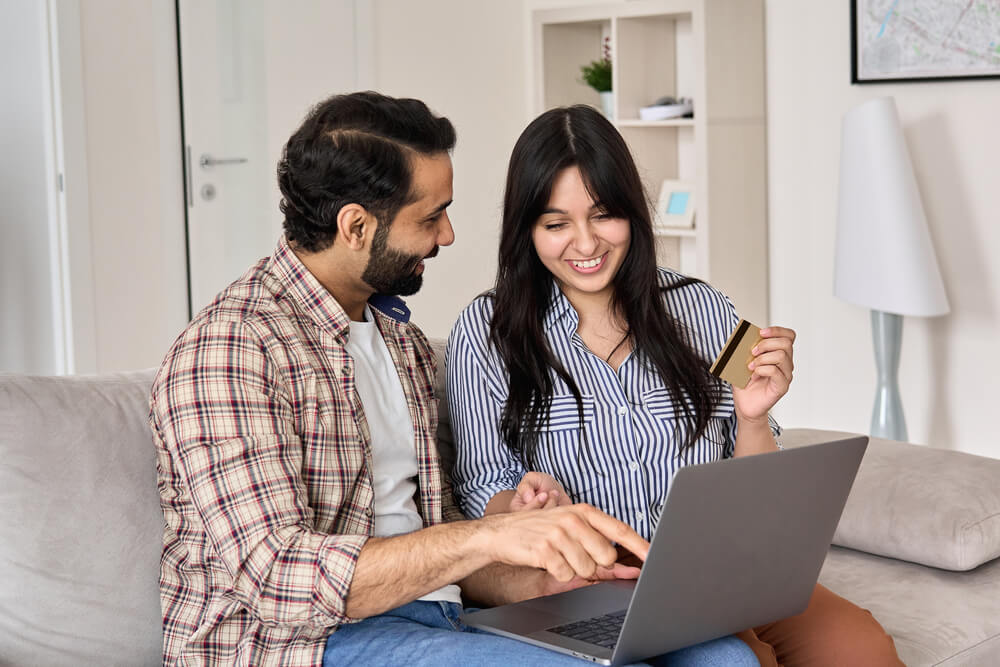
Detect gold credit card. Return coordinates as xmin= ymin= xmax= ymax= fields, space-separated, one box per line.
xmin=709 ymin=319 xmax=761 ymax=389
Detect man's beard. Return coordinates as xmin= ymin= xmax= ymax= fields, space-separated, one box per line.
xmin=361 ymin=223 xmax=428 ymax=296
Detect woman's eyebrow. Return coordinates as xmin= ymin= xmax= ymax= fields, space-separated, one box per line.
xmin=540 ymin=203 xmax=604 ymax=215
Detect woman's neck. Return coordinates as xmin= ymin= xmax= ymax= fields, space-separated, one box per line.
xmin=562 ymin=286 xmax=631 ymax=369
xmin=561 ymin=285 xmax=615 ymax=327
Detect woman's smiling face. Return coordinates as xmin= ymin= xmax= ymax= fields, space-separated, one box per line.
xmin=532 ymin=166 xmax=631 ymax=303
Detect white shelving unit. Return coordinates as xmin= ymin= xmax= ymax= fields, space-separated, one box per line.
xmin=528 ymin=0 xmax=768 ymax=323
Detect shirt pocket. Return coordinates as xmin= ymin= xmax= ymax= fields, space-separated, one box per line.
xmin=533 ymin=394 xmax=595 ymax=498
xmin=540 ymin=393 xmax=595 ymax=431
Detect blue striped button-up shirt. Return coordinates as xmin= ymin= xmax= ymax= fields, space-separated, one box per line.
xmin=446 ymin=268 xmax=780 ymax=540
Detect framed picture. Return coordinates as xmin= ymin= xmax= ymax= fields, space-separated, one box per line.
xmin=654 ymin=180 xmax=695 ymax=230
xmin=852 ymin=0 xmax=1000 ymax=83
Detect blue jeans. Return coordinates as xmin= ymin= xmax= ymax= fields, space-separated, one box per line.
xmin=323 ymin=601 xmax=757 ymax=666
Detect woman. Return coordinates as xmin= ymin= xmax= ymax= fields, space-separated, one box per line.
xmin=447 ymin=105 xmax=902 ymax=666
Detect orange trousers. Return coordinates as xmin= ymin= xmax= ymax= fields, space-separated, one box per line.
xmin=735 ymin=584 xmax=903 ymax=666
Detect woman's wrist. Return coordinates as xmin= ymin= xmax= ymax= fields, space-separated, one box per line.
xmin=735 ymin=411 xmax=771 ymax=431
xmin=733 ymin=412 xmax=778 ymax=456
xmin=484 ymin=489 xmax=517 ymax=516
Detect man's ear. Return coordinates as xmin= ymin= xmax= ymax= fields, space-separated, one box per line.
xmin=336 ymin=203 xmax=375 ymax=250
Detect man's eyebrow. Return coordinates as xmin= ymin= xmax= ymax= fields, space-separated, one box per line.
xmin=425 ymin=199 xmax=452 ymax=218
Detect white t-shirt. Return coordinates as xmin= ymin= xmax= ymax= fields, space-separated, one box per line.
xmin=344 ymin=306 xmax=462 ymax=605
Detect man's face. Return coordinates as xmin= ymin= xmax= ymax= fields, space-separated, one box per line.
xmin=361 ymin=153 xmax=454 ymax=296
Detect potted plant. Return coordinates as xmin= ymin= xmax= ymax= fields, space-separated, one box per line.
xmin=581 ymin=36 xmax=613 ymax=118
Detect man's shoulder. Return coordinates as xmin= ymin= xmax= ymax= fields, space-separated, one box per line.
xmin=152 ymin=271 xmax=298 ymax=393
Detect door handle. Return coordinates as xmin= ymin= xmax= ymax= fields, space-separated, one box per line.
xmin=199 ymin=154 xmax=248 ymax=168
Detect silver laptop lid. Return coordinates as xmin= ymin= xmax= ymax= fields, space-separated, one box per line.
xmin=611 ymin=436 xmax=868 ymax=664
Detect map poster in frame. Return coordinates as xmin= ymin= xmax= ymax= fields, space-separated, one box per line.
xmin=852 ymin=0 xmax=1000 ymax=83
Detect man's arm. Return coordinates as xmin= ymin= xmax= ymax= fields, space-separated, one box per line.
xmin=345 ymin=504 xmax=648 ymax=618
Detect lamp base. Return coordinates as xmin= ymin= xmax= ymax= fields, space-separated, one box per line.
xmin=870 ymin=310 xmax=907 ymax=442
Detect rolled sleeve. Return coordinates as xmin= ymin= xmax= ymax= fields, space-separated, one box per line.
xmin=446 ymin=316 xmax=526 ymax=519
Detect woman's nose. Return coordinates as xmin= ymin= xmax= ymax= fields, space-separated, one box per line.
xmin=571 ymin=222 xmax=599 ymax=256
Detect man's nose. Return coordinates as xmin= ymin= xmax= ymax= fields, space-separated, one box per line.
xmin=437 ymin=212 xmax=455 ymax=247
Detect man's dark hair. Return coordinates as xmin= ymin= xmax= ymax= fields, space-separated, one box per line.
xmin=277 ymin=91 xmax=456 ymax=253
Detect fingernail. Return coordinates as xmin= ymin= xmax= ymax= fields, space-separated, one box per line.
xmin=760 ymin=328 xmax=770 ymax=335
xmin=751 ymin=346 xmax=759 ymax=354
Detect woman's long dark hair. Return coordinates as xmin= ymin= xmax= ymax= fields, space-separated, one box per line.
xmin=490 ymin=105 xmax=719 ymax=470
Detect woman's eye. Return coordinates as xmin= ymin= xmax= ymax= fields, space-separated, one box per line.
xmin=544 ymin=222 xmax=566 ymax=230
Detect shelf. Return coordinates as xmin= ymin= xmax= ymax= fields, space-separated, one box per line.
xmin=616 ymin=118 xmax=694 ymax=128
xmin=654 ymin=227 xmax=697 ymax=238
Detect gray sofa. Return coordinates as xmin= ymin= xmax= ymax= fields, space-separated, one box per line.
xmin=2 ymin=343 xmax=999 ymax=666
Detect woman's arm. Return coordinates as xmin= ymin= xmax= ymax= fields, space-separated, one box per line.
xmin=446 ymin=313 xmax=530 ymax=518
xmin=732 ymin=326 xmax=796 ymax=457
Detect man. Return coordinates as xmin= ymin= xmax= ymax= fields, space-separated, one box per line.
xmin=150 ymin=92 xmax=659 ymax=666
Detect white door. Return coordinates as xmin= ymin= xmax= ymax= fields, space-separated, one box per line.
xmin=177 ymin=0 xmax=370 ymax=313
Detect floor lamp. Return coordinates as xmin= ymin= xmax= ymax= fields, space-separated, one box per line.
xmin=833 ymin=97 xmax=949 ymax=442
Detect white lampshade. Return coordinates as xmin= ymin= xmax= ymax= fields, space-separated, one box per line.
xmin=834 ymin=97 xmax=949 ymax=317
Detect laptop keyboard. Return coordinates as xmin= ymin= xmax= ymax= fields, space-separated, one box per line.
xmin=547 ymin=609 xmax=627 ymax=649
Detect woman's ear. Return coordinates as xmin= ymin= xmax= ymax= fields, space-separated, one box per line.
xmin=336 ymin=203 xmax=373 ymax=250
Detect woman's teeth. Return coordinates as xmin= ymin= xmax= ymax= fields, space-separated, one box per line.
xmin=572 ymin=257 xmax=602 ymax=269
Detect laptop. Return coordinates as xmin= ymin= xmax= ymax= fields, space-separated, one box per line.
xmin=462 ymin=436 xmax=868 ymax=665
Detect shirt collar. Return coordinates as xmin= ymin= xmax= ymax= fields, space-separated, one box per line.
xmin=542 ymin=281 xmax=580 ymax=334
xmin=268 ymin=237 xmax=352 ymax=340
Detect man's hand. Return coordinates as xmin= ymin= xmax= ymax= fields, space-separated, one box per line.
xmin=509 ymin=472 xmax=573 ymax=512
xmin=476 ymin=503 xmax=650 ymax=583
xmin=536 ymin=562 xmax=642 ymax=598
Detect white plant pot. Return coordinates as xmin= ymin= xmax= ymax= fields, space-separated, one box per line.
xmin=599 ymin=91 xmax=613 ymax=119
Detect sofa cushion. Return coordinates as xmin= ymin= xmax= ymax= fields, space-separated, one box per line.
xmin=0 ymin=371 xmax=162 ymax=666
xmin=819 ymin=545 xmax=1000 ymax=667
xmin=782 ymin=428 xmax=1000 ymax=572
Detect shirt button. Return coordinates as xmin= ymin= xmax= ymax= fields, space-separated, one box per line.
xmin=628 ymin=460 xmax=640 ymax=472
xmin=617 ymin=405 xmax=628 ymax=416
xmin=365 ymin=507 xmax=373 ymax=517
xmin=636 ymin=512 xmax=645 ymax=522
xmin=342 ymin=365 xmax=351 ymax=375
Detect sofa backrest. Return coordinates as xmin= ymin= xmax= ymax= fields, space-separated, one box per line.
xmin=0 ymin=370 xmax=162 ymax=666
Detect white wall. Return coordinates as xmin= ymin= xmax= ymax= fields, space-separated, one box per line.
xmin=765 ymin=0 xmax=1000 ymax=458
xmin=0 ymin=1 xmax=60 ymax=374
xmin=14 ymin=0 xmax=997 ymax=458
xmin=371 ymin=0 xmax=531 ymax=339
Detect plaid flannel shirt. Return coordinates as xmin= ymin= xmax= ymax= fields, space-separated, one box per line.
xmin=149 ymin=238 xmax=463 ymax=666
